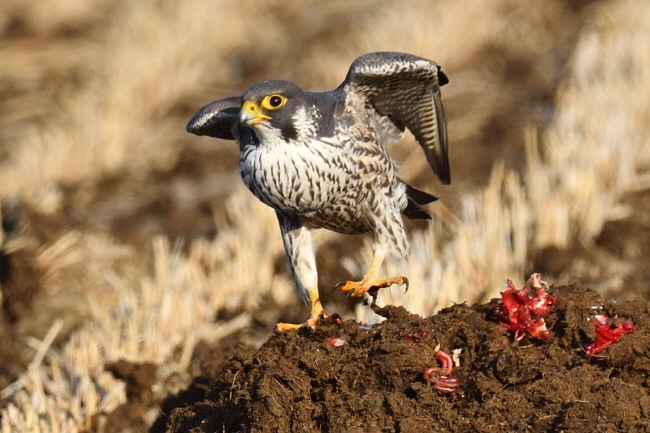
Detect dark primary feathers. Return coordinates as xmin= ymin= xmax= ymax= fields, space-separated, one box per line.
xmin=186 ymin=96 xmax=240 ymax=139
xmin=186 ymin=52 xmax=449 ymax=184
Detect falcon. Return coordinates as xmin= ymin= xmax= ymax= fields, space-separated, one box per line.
xmin=187 ymin=52 xmax=450 ymax=332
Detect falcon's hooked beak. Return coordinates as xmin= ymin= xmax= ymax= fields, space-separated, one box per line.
xmin=240 ymin=101 xmax=271 ymax=126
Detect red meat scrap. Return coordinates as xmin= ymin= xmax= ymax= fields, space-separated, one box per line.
xmin=403 ymin=328 xmax=426 ymax=341
xmin=326 ymin=337 xmax=349 ymax=347
xmin=584 ymin=314 xmax=635 ymax=355
xmin=490 ymin=273 xmax=557 ymax=341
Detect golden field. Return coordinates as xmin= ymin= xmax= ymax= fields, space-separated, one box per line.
xmin=0 ymin=0 xmax=649 ymax=430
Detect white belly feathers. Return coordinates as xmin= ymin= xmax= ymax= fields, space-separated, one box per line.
xmin=239 ymin=135 xmax=351 ymax=215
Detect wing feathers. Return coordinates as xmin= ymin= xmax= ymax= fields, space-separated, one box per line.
xmin=345 ymin=52 xmax=450 ymax=184
xmin=186 ymin=96 xmax=241 ymax=140
xmin=186 ymin=53 xmax=450 ymax=184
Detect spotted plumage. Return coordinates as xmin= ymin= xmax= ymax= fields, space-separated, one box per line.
xmin=187 ymin=52 xmax=449 ymax=331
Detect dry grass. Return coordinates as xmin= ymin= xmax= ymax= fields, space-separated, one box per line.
xmin=1 ymin=0 xmax=649 ymax=431
xmin=0 ymin=194 xmax=279 ymax=431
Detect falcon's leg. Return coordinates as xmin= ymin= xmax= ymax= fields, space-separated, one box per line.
xmin=335 ymin=197 xmax=409 ymax=302
xmin=334 ymin=248 xmax=408 ymax=303
xmin=275 ymin=212 xmax=332 ymax=332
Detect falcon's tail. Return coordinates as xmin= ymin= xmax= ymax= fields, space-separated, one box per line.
xmin=401 ymin=182 xmax=438 ymax=220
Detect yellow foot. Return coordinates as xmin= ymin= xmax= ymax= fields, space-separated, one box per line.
xmin=274 ymin=313 xmax=342 ymax=334
xmin=334 ymin=275 xmax=409 ymax=300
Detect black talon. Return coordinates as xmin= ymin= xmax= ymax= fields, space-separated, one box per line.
xmin=329 ymin=313 xmax=342 ymax=325
xmin=298 ymin=325 xmax=315 ymax=337
xmin=332 ymin=281 xmax=347 ymax=294
xmin=403 ymin=277 xmax=409 ymax=293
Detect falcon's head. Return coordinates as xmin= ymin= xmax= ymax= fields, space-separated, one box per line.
xmin=240 ymin=80 xmax=333 ymax=143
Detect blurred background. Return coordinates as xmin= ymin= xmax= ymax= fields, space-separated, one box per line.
xmin=0 ymin=0 xmax=649 ymax=431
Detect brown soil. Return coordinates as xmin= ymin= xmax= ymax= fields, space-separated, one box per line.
xmin=145 ymin=285 xmax=650 ymax=433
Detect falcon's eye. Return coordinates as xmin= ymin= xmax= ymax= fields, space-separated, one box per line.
xmin=262 ymin=94 xmax=287 ymax=110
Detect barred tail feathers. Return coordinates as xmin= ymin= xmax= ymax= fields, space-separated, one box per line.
xmin=401 ymin=181 xmax=437 ymax=220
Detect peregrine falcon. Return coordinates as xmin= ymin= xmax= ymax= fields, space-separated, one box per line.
xmin=187 ymin=52 xmax=449 ymax=332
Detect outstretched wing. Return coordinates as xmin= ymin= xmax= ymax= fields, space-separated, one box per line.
xmin=343 ymin=52 xmax=450 ymax=184
xmin=186 ymin=96 xmax=241 ymax=140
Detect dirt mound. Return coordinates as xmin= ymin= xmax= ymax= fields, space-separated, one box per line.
xmin=163 ymin=285 xmax=650 ymax=432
